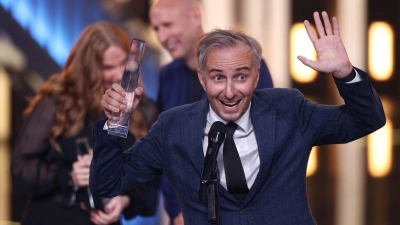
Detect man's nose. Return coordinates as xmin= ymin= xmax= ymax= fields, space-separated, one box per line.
xmin=224 ymin=81 xmax=235 ymax=99
xmin=157 ymin=28 xmax=168 ymax=44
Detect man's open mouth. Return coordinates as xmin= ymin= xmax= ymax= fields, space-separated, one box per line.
xmin=220 ymin=100 xmax=241 ymax=108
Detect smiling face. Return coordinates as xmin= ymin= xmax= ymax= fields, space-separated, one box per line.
xmin=101 ymin=45 xmax=127 ymax=90
xmin=198 ymin=43 xmax=260 ymax=122
xmin=150 ymin=0 xmax=202 ymax=60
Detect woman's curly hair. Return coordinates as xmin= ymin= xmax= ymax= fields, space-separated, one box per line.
xmin=23 ymin=21 xmax=134 ymax=152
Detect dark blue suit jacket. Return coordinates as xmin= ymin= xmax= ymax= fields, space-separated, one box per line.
xmin=90 ymin=68 xmax=385 ymax=224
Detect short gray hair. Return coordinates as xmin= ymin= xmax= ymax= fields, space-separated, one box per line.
xmin=197 ymin=29 xmax=263 ymax=72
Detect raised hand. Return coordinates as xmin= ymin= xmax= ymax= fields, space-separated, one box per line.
xmin=101 ymin=83 xmax=143 ymax=123
xmin=297 ymin=11 xmax=353 ymax=78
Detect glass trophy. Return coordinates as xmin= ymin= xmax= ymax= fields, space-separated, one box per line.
xmin=108 ymin=38 xmax=146 ymax=138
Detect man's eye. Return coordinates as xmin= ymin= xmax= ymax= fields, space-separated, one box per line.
xmin=214 ymin=76 xmax=222 ymax=81
xmin=238 ymin=75 xmax=246 ymax=80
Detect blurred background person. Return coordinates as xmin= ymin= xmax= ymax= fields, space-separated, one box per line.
xmin=10 ymin=21 xmax=159 ymax=225
xmin=149 ymin=0 xmax=274 ymax=224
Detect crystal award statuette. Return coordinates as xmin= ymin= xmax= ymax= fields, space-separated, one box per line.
xmin=108 ymin=38 xmax=146 ymax=138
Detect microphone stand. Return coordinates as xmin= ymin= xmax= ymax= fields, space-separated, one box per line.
xmin=199 ymin=167 xmax=220 ymax=224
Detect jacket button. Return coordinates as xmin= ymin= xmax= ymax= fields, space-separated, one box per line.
xmin=240 ymin=208 xmax=247 ymax=214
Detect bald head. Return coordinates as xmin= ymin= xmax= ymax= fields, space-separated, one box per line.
xmin=151 ymin=0 xmax=198 ymax=11
xmin=150 ymin=0 xmax=204 ymax=63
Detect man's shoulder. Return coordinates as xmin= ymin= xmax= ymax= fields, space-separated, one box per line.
xmin=251 ymin=88 xmax=304 ymax=112
xmin=159 ymin=99 xmax=207 ymax=119
xmin=161 ymin=59 xmax=186 ymax=72
xmin=254 ymin=88 xmax=301 ymax=99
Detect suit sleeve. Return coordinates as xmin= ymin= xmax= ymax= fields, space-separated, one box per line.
xmin=90 ymin=116 xmax=164 ymax=198
xmin=121 ymin=178 xmax=160 ymax=218
xmin=294 ymin=67 xmax=386 ymax=146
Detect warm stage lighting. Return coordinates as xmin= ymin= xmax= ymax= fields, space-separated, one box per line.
xmin=306 ymin=147 xmax=318 ymax=177
xmin=0 ymin=68 xmax=10 ymax=141
xmin=290 ymin=23 xmax=318 ymax=83
xmin=0 ymin=68 xmax=11 ymax=220
xmin=368 ymin=22 xmax=394 ymax=81
xmin=368 ymin=119 xmax=393 ymax=177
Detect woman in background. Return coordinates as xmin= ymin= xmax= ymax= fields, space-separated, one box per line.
xmin=10 ymin=21 xmax=159 ymax=225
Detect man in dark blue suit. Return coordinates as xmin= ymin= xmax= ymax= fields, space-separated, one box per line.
xmin=150 ymin=1 xmax=274 ymax=223
xmin=91 ymin=11 xmax=385 ymax=224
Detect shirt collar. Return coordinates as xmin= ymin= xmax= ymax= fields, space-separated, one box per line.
xmin=206 ymin=103 xmax=252 ymax=133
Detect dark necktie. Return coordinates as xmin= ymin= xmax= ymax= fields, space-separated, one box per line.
xmin=223 ymin=122 xmax=249 ymax=203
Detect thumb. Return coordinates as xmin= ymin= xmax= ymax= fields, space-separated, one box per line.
xmin=297 ymin=55 xmax=317 ymax=69
xmin=77 ymin=155 xmax=83 ymax=161
xmin=105 ymin=199 xmax=117 ymax=213
xmin=132 ymin=87 xmax=143 ymax=110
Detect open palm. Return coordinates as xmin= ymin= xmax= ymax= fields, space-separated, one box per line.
xmin=297 ymin=11 xmax=353 ymax=78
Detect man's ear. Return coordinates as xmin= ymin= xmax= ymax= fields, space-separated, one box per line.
xmin=197 ymin=69 xmax=206 ymax=91
xmin=191 ymin=6 xmax=202 ymax=27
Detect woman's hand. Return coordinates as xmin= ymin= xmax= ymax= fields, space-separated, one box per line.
xmin=71 ymin=153 xmax=92 ymax=187
xmin=90 ymin=195 xmax=131 ymax=225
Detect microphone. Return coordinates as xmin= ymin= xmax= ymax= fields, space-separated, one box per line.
xmin=199 ymin=121 xmax=226 ymax=201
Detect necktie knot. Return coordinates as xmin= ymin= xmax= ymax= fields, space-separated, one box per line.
xmin=225 ymin=122 xmax=238 ymax=137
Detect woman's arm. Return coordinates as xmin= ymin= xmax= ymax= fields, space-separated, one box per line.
xmin=10 ymin=98 xmax=73 ymax=197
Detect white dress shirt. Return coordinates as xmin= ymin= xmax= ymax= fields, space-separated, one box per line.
xmin=202 ymin=104 xmax=259 ymax=190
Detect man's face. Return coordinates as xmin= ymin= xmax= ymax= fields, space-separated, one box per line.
xmin=150 ymin=4 xmax=199 ymax=60
xmin=198 ymin=43 xmax=260 ymax=122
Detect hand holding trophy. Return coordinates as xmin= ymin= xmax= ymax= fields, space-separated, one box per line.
xmin=107 ymin=39 xmax=146 ymax=138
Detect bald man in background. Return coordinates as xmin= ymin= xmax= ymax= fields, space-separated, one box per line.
xmin=150 ymin=0 xmax=273 ymax=224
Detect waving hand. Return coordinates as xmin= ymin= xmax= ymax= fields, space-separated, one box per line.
xmin=297 ymin=11 xmax=353 ymax=78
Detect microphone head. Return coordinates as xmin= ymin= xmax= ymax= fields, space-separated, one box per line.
xmin=208 ymin=121 xmax=226 ymax=143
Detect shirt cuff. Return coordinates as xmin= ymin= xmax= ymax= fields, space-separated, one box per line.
xmin=346 ymin=69 xmax=362 ymax=84
xmin=336 ymin=68 xmax=361 ymax=84
xmin=103 ymin=120 xmax=109 ymax=130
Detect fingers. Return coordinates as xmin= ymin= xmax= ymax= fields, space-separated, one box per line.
xmin=321 ymin=11 xmax=333 ymax=35
xmin=72 ymin=159 xmax=91 ymax=187
xmin=101 ymin=83 xmax=127 ymax=115
xmin=79 ymin=154 xmax=92 ymax=162
xmin=173 ymin=212 xmax=185 ymax=225
xmin=313 ymin=11 xmax=326 ymax=37
xmin=101 ymin=84 xmax=144 ymax=122
xmin=91 ymin=209 xmax=120 ymax=225
xmin=309 ymin=11 xmax=337 ymax=38
xmin=91 ymin=211 xmax=108 ymax=225
xmin=102 ymin=90 xmax=126 ymax=113
xmin=103 ymin=197 xmax=116 ymax=213
xmin=303 ymin=20 xmax=318 ymax=43
xmin=332 ymin=17 xmax=340 ymax=37
xmin=132 ymin=87 xmax=144 ymax=110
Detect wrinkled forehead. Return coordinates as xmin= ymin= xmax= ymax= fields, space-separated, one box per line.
xmin=203 ymin=43 xmax=254 ymax=66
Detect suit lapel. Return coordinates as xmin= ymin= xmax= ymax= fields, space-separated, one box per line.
xmin=181 ymin=99 xmax=209 ymax=174
xmin=243 ymin=92 xmax=276 ymax=205
xmin=180 ymin=92 xmax=276 ymax=204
